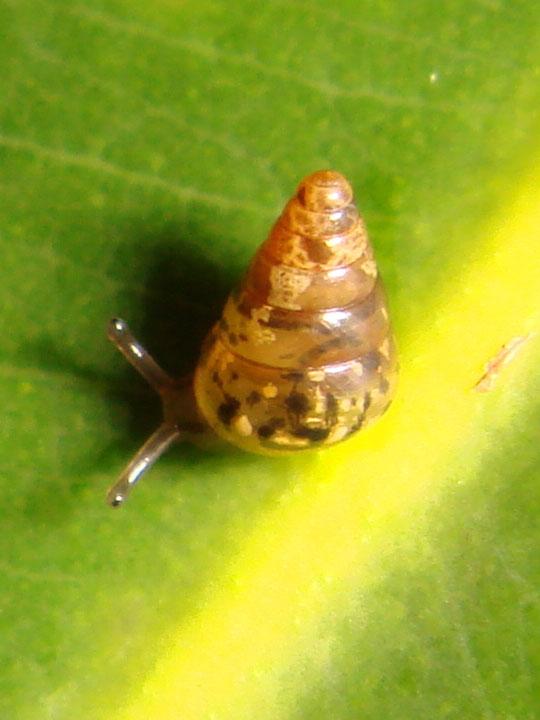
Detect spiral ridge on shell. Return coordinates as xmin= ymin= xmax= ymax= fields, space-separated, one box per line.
xmin=194 ymin=170 xmax=398 ymax=454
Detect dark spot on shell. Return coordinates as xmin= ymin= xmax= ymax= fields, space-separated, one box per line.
xmin=236 ymin=294 xmax=252 ymax=318
xmin=362 ymin=351 xmax=381 ymax=372
xmin=261 ymin=313 xmax=331 ymax=336
xmin=351 ymin=397 xmax=357 ymax=407
xmin=379 ymin=377 xmax=390 ymax=394
xmin=246 ymin=390 xmax=262 ymax=406
xmin=230 ymin=371 xmax=239 ymax=381
xmin=212 ymin=371 xmax=220 ymax=384
xmin=326 ymin=394 xmax=337 ymax=411
xmin=257 ymin=424 xmax=275 ymax=439
xmin=325 ymin=393 xmax=339 ymax=424
xmin=301 ymin=336 xmax=344 ymax=363
xmin=281 ymin=371 xmax=304 ymax=382
xmin=257 ymin=417 xmax=286 ymax=439
xmin=285 ymin=392 xmax=310 ymax=415
xmin=301 ymin=236 xmax=333 ymax=265
xmin=228 ymin=332 xmax=238 ymax=346
xmin=348 ymin=413 xmax=365 ymax=434
xmin=293 ymin=426 xmax=330 ymax=442
xmin=346 ymin=394 xmax=372 ymax=436
xmin=217 ymin=397 xmax=241 ymax=426
xmin=261 ymin=314 xmax=307 ymax=331
xmin=239 ymin=333 xmax=248 ymax=342
xmin=219 ymin=318 xmax=229 ymax=332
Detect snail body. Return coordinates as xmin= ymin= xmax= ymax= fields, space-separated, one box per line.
xmin=107 ymin=171 xmax=397 ymax=504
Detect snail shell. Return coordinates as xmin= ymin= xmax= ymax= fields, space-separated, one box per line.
xmin=194 ymin=170 xmax=398 ymax=454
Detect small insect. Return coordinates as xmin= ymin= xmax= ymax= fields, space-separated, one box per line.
xmin=474 ymin=334 xmax=532 ymax=393
xmin=107 ymin=170 xmax=398 ymax=506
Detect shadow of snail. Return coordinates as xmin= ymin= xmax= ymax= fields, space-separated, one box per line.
xmin=107 ymin=170 xmax=398 ymax=506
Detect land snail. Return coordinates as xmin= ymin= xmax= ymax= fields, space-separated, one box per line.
xmin=107 ymin=170 xmax=398 ymax=506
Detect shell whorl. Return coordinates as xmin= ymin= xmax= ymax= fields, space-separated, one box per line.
xmin=264 ymin=170 xmax=366 ymax=273
xmin=220 ymin=170 xmax=382 ymax=369
xmin=194 ymin=170 xmax=397 ymax=454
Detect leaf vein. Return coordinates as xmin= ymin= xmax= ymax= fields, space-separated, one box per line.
xmin=71 ymin=4 xmax=450 ymax=112
xmin=0 ymin=133 xmax=271 ymax=215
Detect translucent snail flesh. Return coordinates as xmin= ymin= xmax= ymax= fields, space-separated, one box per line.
xmin=107 ymin=170 xmax=398 ymax=506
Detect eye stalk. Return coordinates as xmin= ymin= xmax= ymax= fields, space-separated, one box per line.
xmin=106 ymin=318 xmax=199 ymax=506
xmin=106 ymin=423 xmax=180 ymax=507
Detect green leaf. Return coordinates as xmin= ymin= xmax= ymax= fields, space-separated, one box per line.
xmin=1 ymin=1 xmax=539 ymax=719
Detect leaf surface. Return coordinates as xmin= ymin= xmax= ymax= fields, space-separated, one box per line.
xmin=0 ymin=1 xmax=539 ymax=719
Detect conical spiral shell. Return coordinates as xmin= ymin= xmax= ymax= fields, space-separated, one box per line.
xmin=194 ymin=171 xmax=398 ymax=454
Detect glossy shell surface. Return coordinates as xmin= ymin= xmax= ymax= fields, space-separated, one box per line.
xmin=194 ymin=170 xmax=398 ymax=454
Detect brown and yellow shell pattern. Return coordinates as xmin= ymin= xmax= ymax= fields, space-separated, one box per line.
xmin=194 ymin=170 xmax=398 ymax=454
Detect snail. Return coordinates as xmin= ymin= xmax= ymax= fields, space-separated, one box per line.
xmin=107 ymin=170 xmax=398 ymax=506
